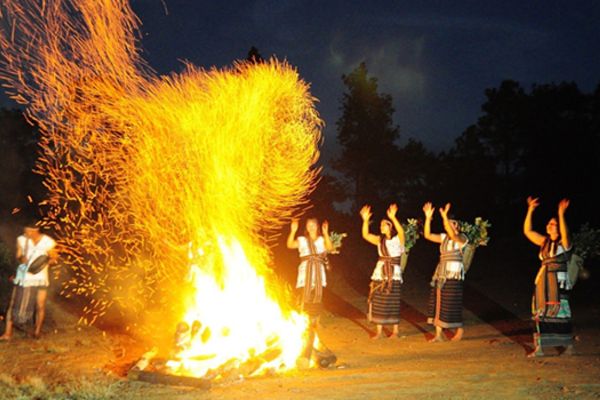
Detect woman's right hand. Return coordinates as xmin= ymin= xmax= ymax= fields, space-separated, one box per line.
xmin=290 ymin=218 xmax=299 ymax=232
xmin=527 ymin=196 xmax=539 ymax=211
xmin=360 ymin=205 xmax=372 ymax=221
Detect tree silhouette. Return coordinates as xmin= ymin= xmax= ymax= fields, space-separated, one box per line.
xmin=448 ymin=79 xmax=600 ymax=232
xmin=0 ymin=108 xmax=42 ymax=220
xmin=246 ymin=46 xmax=264 ymax=63
xmin=440 ymin=125 xmax=497 ymax=219
xmin=394 ymin=138 xmax=440 ymax=215
xmin=334 ymin=62 xmax=400 ymax=212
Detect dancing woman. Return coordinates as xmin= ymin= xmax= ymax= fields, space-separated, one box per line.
xmin=287 ymin=217 xmax=333 ymax=319
xmin=360 ymin=204 xmax=406 ymax=339
xmin=523 ymin=197 xmax=574 ymax=357
xmin=423 ymin=202 xmax=467 ymax=342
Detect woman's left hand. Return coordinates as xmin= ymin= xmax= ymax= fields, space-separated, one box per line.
xmin=558 ymin=198 xmax=570 ymax=215
xmin=439 ymin=203 xmax=451 ymax=219
xmin=387 ymin=203 xmax=398 ymax=220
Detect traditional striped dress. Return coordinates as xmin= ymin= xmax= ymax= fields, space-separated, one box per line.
xmin=368 ymin=235 xmax=404 ymax=325
xmin=427 ymin=234 xmax=467 ymax=329
xmin=532 ymin=238 xmax=573 ymax=348
xmin=296 ymin=236 xmax=328 ymax=317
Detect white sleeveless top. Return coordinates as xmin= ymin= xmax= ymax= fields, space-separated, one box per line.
xmin=439 ymin=233 xmax=466 ymax=280
xmin=17 ymin=234 xmax=56 ymax=287
xmin=371 ymin=235 xmax=405 ymax=281
xmin=295 ymin=236 xmax=327 ymax=288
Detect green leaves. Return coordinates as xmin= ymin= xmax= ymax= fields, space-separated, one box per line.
xmin=458 ymin=217 xmax=491 ymax=247
xmin=572 ymin=223 xmax=600 ymax=261
xmin=329 ymin=231 xmax=348 ymax=255
xmin=402 ymin=218 xmax=421 ymax=252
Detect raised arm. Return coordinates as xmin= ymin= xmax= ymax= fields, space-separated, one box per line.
xmin=387 ymin=203 xmax=405 ymax=247
xmin=360 ymin=205 xmax=380 ymax=246
xmin=322 ymin=220 xmax=334 ymax=252
xmin=286 ymin=218 xmax=300 ymax=249
xmin=439 ymin=203 xmax=466 ymax=245
xmin=558 ymin=198 xmax=571 ymax=250
xmin=422 ymin=202 xmax=442 ymax=244
xmin=523 ymin=196 xmax=545 ymax=246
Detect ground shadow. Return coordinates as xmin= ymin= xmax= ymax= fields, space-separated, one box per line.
xmin=463 ymin=282 xmax=533 ymax=354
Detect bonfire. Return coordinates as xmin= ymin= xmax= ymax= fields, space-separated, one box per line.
xmin=0 ymin=0 xmax=329 ymax=381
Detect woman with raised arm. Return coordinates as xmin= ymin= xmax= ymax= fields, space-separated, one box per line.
xmin=423 ymin=202 xmax=468 ymax=342
xmin=523 ymin=197 xmax=574 ymax=357
xmin=287 ymin=217 xmax=333 ymax=320
xmin=360 ymin=204 xmax=406 ymax=339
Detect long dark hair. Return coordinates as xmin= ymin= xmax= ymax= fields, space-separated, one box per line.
xmin=380 ymin=219 xmax=397 ymax=239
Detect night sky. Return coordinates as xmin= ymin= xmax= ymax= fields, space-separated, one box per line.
xmin=2 ymin=0 xmax=600 ymax=159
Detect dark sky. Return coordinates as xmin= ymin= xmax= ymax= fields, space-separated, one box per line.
xmin=2 ymin=0 xmax=600 ymax=159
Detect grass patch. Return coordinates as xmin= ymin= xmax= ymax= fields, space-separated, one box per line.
xmin=0 ymin=373 xmax=122 ymax=399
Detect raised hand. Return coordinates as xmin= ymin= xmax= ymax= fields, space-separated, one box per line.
xmin=360 ymin=205 xmax=372 ymax=221
xmin=387 ymin=203 xmax=398 ymax=220
xmin=558 ymin=198 xmax=570 ymax=215
xmin=527 ymin=196 xmax=540 ymax=211
xmin=322 ymin=220 xmax=330 ymax=235
xmin=290 ymin=218 xmax=299 ymax=232
xmin=439 ymin=203 xmax=451 ymax=219
xmin=422 ymin=202 xmax=434 ymax=219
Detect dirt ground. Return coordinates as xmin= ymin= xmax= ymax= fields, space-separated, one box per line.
xmin=0 ymin=255 xmax=599 ymax=400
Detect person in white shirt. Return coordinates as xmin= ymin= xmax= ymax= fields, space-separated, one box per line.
xmin=287 ymin=217 xmax=334 ymax=319
xmin=423 ymin=202 xmax=468 ymax=343
xmin=287 ymin=217 xmax=335 ymax=367
xmin=1 ymin=221 xmax=57 ymax=340
xmin=360 ymin=203 xmax=406 ymax=340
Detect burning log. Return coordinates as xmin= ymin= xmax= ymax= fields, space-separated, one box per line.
xmin=131 ymin=347 xmax=158 ymax=372
xmin=127 ymin=348 xmax=212 ymax=388
xmin=313 ymin=346 xmax=337 ymax=369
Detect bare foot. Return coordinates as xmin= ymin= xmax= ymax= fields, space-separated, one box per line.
xmin=562 ymin=345 xmax=576 ymax=356
xmin=428 ymin=335 xmax=444 ymax=343
xmin=0 ymin=335 xmax=11 ymax=341
xmin=527 ymin=349 xmax=544 ymax=358
xmin=450 ymin=328 xmax=464 ymax=342
xmin=388 ymin=333 xmax=400 ymax=339
xmin=371 ymin=333 xmax=383 ymax=340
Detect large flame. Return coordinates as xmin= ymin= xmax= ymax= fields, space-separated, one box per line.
xmin=166 ymin=236 xmax=308 ymax=378
xmin=0 ymin=0 xmax=322 ymax=371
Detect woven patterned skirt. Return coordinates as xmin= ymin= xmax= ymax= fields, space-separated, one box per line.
xmin=368 ymin=280 xmax=402 ymax=325
xmin=296 ymin=288 xmax=324 ymax=318
xmin=9 ymin=285 xmax=42 ymax=325
xmin=302 ymin=301 xmax=324 ymax=318
xmin=427 ymin=279 xmax=463 ymax=328
xmin=533 ymin=291 xmax=573 ymax=347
